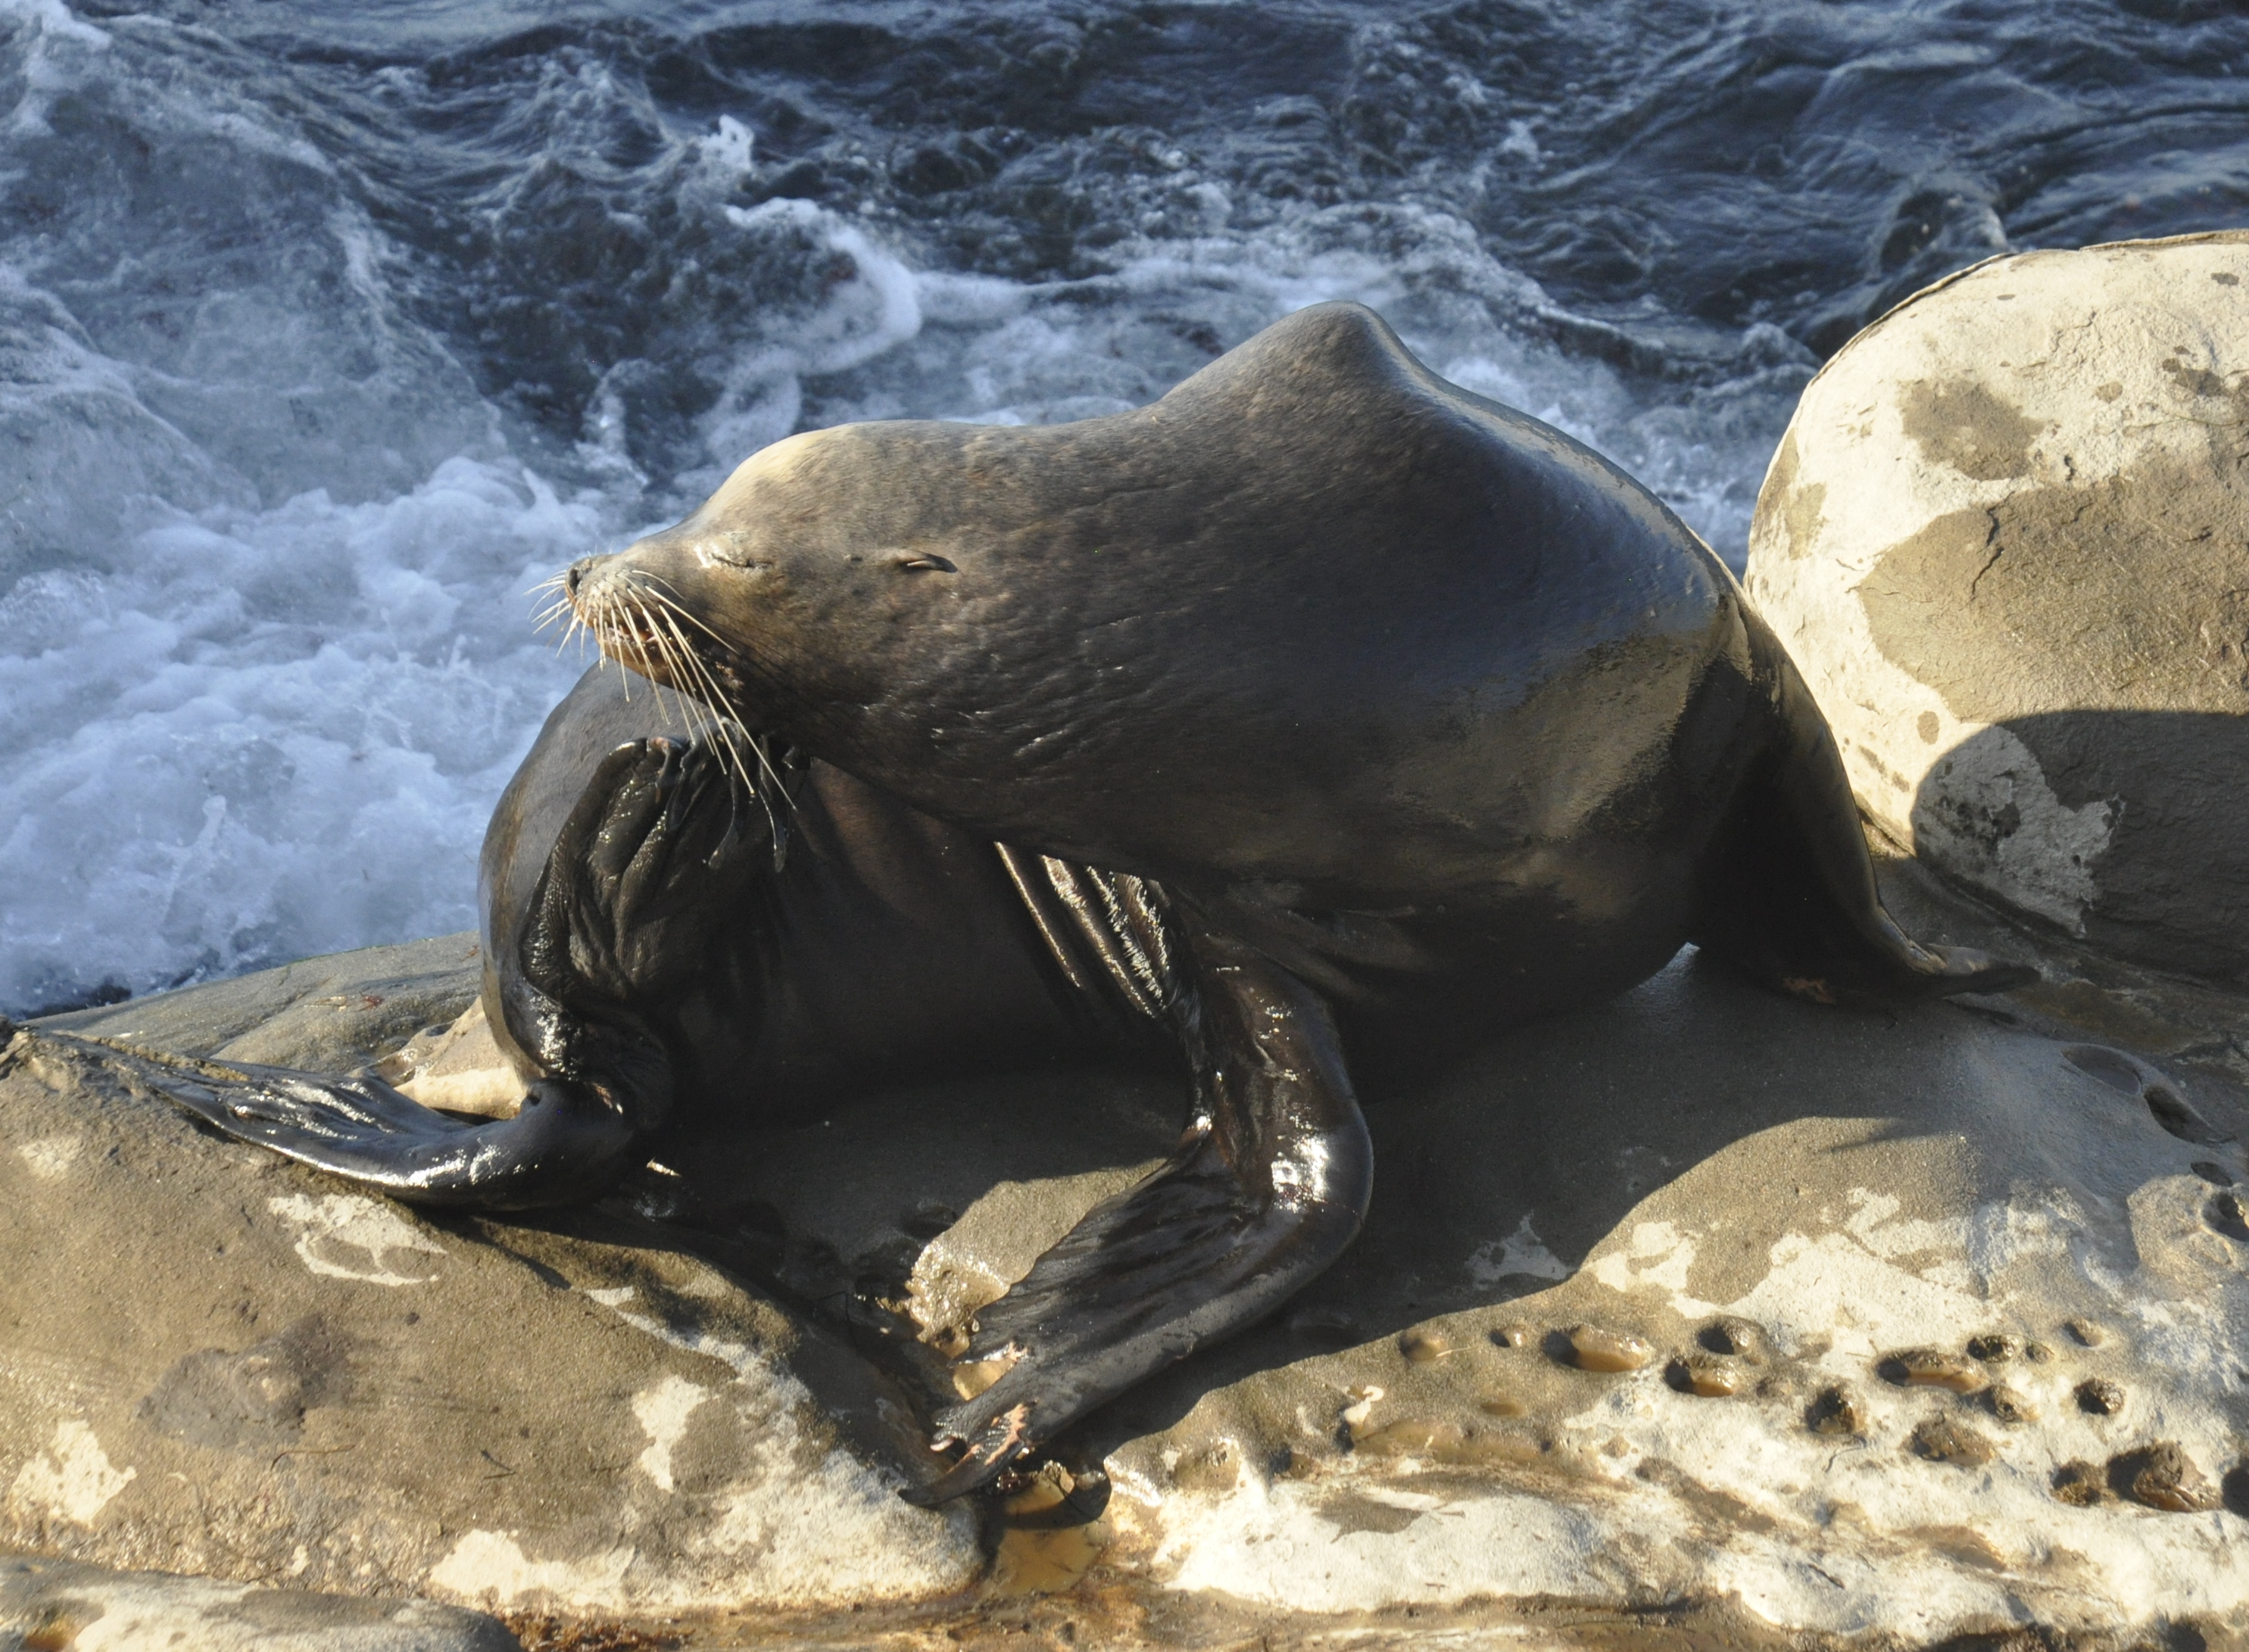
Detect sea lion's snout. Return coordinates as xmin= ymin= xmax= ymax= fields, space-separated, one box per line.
xmin=564 ymin=552 xmax=638 ymax=652
xmin=566 ymin=549 xmax=645 ymax=618
xmin=565 ymin=543 xmax=706 ymax=691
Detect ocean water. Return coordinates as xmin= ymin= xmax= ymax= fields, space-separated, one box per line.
xmin=3 ymin=0 xmax=2247 ymax=1015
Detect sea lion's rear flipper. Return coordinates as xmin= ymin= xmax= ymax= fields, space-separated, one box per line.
xmin=904 ymin=926 xmax=1371 ymax=1506
xmin=73 ymin=1046 xmax=641 ymax=1211
xmin=117 ymin=736 xmax=765 ymax=1210
xmin=1693 ymin=613 xmax=2038 ymax=1005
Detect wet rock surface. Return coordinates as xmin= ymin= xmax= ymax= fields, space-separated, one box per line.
xmin=10 ymin=882 xmax=2248 ymax=1646
xmin=0 ymin=1551 xmax=520 ymax=1651
xmin=1745 ymin=229 xmax=2249 ymax=984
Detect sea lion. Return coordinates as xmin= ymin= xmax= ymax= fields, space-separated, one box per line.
xmin=135 ymin=302 xmax=2032 ymax=1503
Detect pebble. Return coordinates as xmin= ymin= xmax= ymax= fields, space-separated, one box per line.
xmin=1478 ymin=1394 xmax=1527 ymax=1417
xmin=1805 ymin=1385 xmax=1865 ymax=1437
xmin=2052 ymin=1460 xmax=2106 ymax=1507
xmin=1966 ymin=1333 xmax=2021 ymax=1364
xmin=1491 ymin=1323 xmax=1532 ymax=1349
xmin=2064 ymin=1319 xmax=2107 ymax=1348
xmin=1567 ymin=1326 xmax=1652 ymax=1373
xmin=1881 ymin=1348 xmax=1988 ymax=1393
xmin=1908 ymin=1416 xmax=1997 ymax=1467
xmin=1667 ymin=1354 xmax=1744 ymax=1398
xmin=2120 ymin=1442 xmax=2219 ymax=1513
xmin=1399 ymin=1328 xmax=1452 ymax=1363
xmin=2076 ymin=1378 xmax=2126 ymax=1417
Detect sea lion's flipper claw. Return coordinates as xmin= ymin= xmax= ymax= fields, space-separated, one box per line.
xmin=910 ymin=927 xmax=1371 ymax=1504
xmin=898 ymin=1404 xmax=1040 ymax=1507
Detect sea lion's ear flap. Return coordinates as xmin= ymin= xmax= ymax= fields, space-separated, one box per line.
xmin=905 ymin=927 xmax=1371 ymax=1504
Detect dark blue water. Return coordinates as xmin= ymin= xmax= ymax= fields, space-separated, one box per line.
xmin=5 ymin=0 xmax=2247 ymax=1014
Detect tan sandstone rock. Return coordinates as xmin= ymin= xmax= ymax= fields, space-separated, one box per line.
xmin=1745 ymin=230 xmax=2249 ymax=983
xmin=14 ymin=904 xmax=2249 ymax=1645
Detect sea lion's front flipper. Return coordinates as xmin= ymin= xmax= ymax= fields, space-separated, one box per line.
xmin=117 ymin=735 xmax=766 ymax=1210
xmin=905 ymin=927 xmax=1372 ymax=1506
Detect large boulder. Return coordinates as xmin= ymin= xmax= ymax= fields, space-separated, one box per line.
xmin=9 ymin=912 xmax=2248 ymax=1645
xmin=1744 ymin=231 xmax=2249 ymax=982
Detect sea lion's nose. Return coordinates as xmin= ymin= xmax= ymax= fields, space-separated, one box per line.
xmin=564 ymin=557 xmax=593 ymax=599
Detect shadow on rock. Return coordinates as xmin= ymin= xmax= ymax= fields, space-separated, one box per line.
xmin=1914 ymin=710 xmax=2249 ymax=986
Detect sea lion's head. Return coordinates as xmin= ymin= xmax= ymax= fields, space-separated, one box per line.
xmin=565 ymin=424 xmax=982 ymax=732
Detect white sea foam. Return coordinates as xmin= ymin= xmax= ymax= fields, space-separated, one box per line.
xmin=0 ymin=459 xmax=600 ymax=1011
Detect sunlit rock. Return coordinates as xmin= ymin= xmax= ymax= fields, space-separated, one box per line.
xmin=9 ymin=866 xmax=2249 ymax=1643
xmin=1745 ymin=229 xmax=2249 ymax=983
xmin=0 ymin=1553 xmax=518 ymax=1652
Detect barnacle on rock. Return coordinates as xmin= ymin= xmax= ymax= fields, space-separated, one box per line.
xmin=1698 ymin=1317 xmax=1769 ymax=1362
xmin=2053 ymin=1460 xmax=2105 ymax=1506
xmin=2114 ymin=1442 xmax=2219 ymax=1512
xmin=1983 ymin=1384 xmax=2038 ymax=1424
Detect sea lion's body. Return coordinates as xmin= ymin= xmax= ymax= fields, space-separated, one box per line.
xmin=148 ymin=304 xmax=2030 ymax=1501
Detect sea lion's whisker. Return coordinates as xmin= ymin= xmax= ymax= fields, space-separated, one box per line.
xmin=640 ymin=578 xmax=741 ymax=653
xmin=645 ymin=596 xmax=790 ymax=809
xmin=634 ymin=598 xmax=739 ymax=788
xmin=654 ymin=606 xmax=765 ymax=795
